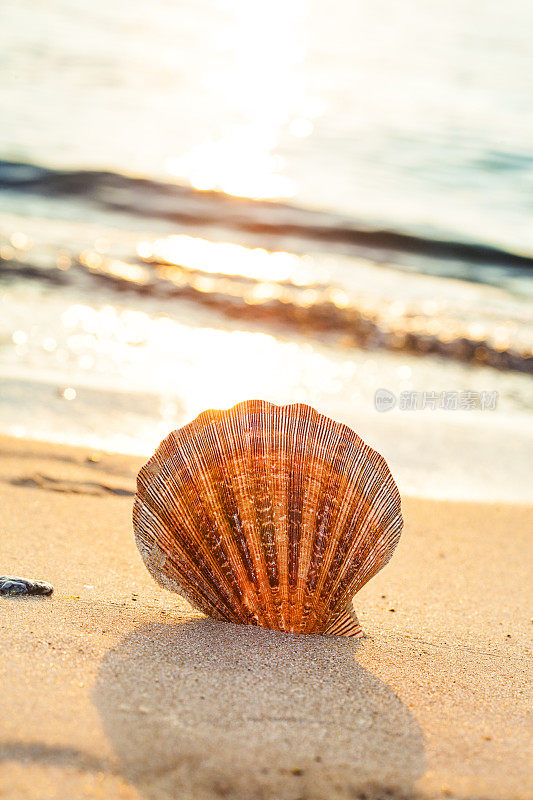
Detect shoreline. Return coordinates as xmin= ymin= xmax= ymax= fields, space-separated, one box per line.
xmin=2 ymin=374 xmax=533 ymax=504
xmin=0 ymin=434 xmax=531 ymax=800
xmin=2 ymin=211 xmax=532 ymax=375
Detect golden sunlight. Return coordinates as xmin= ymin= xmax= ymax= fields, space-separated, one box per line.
xmin=137 ymin=234 xmax=327 ymax=286
xmin=165 ymin=0 xmax=321 ymax=199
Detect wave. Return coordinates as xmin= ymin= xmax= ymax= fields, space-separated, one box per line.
xmin=2 ymin=159 xmax=533 ymax=271
xmin=2 ymin=246 xmax=531 ymax=375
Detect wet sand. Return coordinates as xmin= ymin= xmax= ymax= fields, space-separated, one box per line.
xmin=0 ymin=435 xmax=531 ymax=800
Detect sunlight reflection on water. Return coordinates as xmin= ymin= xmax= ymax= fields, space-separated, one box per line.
xmin=10 ymin=298 xmax=354 ymax=427
xmin=165 ymin=0 xmax=320 ymax=199
xmin=139 ymin=234 xmax=326 ymax=285
xmin=2 ymin=283 xmax=532 ymax=501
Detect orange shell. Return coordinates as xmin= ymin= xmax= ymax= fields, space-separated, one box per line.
xmin=133 ymin=400 xmax=402 ymax=637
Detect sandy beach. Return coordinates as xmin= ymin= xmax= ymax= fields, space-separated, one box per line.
xmin=0 ymin=434 xmax=531 ymax=800
xmin=3 ymin=1 xmax=533 ymax=797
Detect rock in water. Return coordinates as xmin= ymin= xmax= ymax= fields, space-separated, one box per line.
xmin=0 ymin=576 xmax=54 ymax=596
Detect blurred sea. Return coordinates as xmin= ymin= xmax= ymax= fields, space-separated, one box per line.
xmin=1 ymin=0 xmax=532 ymax=501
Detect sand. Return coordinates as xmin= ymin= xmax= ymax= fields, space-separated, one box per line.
xmin=0 ymin=435 xmax=531 ymax=800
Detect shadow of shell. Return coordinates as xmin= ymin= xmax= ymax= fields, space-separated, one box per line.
xmin=93 ymin=619 xmax=425 ymax=800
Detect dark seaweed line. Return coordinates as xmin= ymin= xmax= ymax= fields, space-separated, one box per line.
xmin=2 ymin=159 xmax=533 ymax=269
xmin=82 ymin=258 xmax=532 ymax=374
xmin=1 ymin=254 xmax=531 ymax=374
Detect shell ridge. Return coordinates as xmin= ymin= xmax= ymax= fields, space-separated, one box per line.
xmin=300 ymin=427 xmax=353 ymax=633
xmin=135 ymin=490 xmax=240 ymax=619
xmin=293 ymin=406 xmax=319 ymax=631
xmin=319 ymin=455 xmax=402 ymax=620
xmin=286 ymin=406 xmax=311 ymax=631
xmin=297 ymin=416 xmax=343 ymax=633
xmin=254 ymin=404 xmax=286 ymax=629
xmin=248 ymin=404 xmax=277 ymax=586
xmin=225 ymin=405 xmax=276 ymax=627
xmin=309 ymin=436 xmax=370 ymax=618
xmin=240 ymin=402 xmax=279 ymax=628
xmin=144 ymin=420 xmax=260 ymax=623
xmin=310 ymin=439 xmax=392 ymax=622
xmin=199 ymin=415 xmax=264 ymax=623
xmin=213 ymin=408 xmax=269 ymax=627
xmin=307 ymin=437 xmax=369 ymax=628
xmin=323 ymin=601 xmax=362 ymax=638
xmin=273 ymin=404 xmax=291 ymax=628
xmin=156 ymin=430 xmax=248 ymax=621
xmin=133 ymin=499 xmax=233 ymax=619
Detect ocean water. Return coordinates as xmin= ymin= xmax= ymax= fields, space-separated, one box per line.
xmin=1 ymin=0 xmax=532 ymax=500
xmin=3 ymin=0 xmax=533 ymax=253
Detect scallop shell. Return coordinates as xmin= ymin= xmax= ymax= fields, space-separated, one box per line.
xmin=133 ymin=400 xmax=402 ymax=637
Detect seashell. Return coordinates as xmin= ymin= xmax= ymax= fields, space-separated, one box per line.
xmin=133 ymin=400 xmax=402 ymax=637
xmin=0 ymin=576 xmax=54 ymax=596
